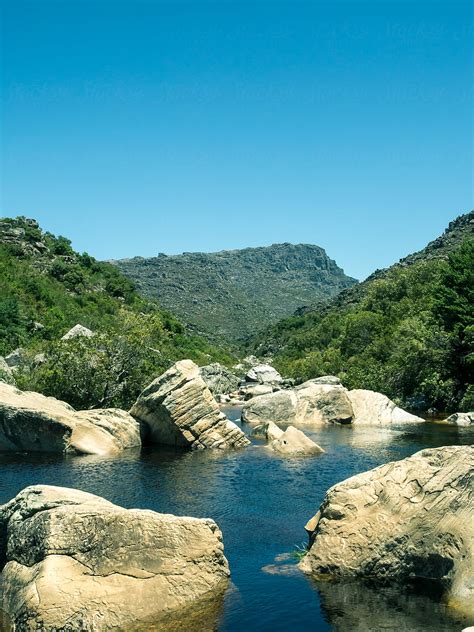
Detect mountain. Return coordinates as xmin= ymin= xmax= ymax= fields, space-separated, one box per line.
xmin=111 ymin=243 xmax=357 ymax=343
xmin=251 ymin=211 xmax=474 ymax=412
xmin=0 ymin=217 xmax=234 ymax=409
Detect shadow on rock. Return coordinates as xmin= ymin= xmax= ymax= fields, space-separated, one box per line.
xmin=126 ymin=584 xmax=228 ymax=631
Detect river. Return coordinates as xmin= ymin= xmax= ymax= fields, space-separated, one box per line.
xmin=0 ymin=410 xmax=472 ymax=631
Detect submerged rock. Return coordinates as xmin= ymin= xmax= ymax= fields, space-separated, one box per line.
xmin=250 ymin=420 xmax=284 ymax=441
xmin=348 ymin=389 xmax=424 ymax=424
xmin=445 ymin=412 xmax=473 ymax=427
xmin=131 ymin=360 xmax=250 ymax=450
xmin=300 ymin=445 xmax=474 ymax=617
xmin=0 ymin=485 xmax=229 ymax=630
xmin=270 ymin=426 xmax=325 ymax=456
xmin=241 ymin=380 xmax=354 ymax=426
xmin=250 ymin=421 xmax=324 ymax=456
xmin=0 ymin=383 xmax=141 ymax=455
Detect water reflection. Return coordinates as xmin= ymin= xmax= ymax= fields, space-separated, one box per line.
xmin=314 ymin=578 xmax=472 ymax=632
xmin=0 ymin=414 xmax=473 ymax=631
xmin=127 ymin=583 xmax=228 ymax=631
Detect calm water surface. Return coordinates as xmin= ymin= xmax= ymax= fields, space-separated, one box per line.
xmin=0 ymin=412 xmax=472 ymax=632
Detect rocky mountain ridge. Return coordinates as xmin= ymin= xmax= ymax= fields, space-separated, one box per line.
xmin=111 ymin=243 xmax=356 ymax=343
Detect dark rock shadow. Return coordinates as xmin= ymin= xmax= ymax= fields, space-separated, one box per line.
xmin=313 ymin=578 xmax=472 ymax=632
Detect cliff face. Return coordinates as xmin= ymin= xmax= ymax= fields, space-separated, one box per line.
xmin=112 ymin=243 xmax=356 ymax=343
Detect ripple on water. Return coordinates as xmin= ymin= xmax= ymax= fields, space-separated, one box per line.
xmin=0 ymin=418 xmax=473 ymax=631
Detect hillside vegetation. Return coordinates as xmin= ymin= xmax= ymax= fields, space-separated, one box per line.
xmin=252 ymin=212 xmax=474 ymax=412
xmin=112 ymin=243 xmax=356 ymax=343
xmin=0 ymin=217 xmax=234 ymax=409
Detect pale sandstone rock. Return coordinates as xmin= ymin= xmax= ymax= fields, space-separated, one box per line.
xmin=131 ymin=360 xmax=250 ymax=449
xmin=445 ymin=412 xmax=474 ymax=427
xmin=245 ymin=364 xmax=282 ymax=385
xmin=240 ymin=383 xmax=274 ymax=399
xmin=0 ymin=382 xmax=140 ymax=455
xmin=0 ymin=485 xmax=229 ymax=631
xmin=300 ymin=446 xmax=474 ymax=617
xmin=241 ymin=381 xmax=354 ymax=426
xmin=348 ymin=389 xmax=424 ymax=424
xmin=270 ymin=426 xmax=325 ymax=456
xmin=250 ymin=420 xmax=284 ymax=441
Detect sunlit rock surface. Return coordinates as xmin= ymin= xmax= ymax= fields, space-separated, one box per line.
xmin=0 ymin=383 xmax=141 ymax=455
xmin=300 ymin=446 xmax=474 ymax=617
xmin=241 ymin=381 xmax=354 ymax=425
xmin=131 ymin=360 xmax=250 ymax=449
xmin=445 ymin=412 xmax=474 ymax=427
xmin=270 ymin=426 xmax=325 ymax=456
xmin=348 ymin=389 xmax=424 ymax=425
xmin=242 ymin=380 xmax=423 ymax=427
xmin=0 ymin=485 xmax=230 ymax=631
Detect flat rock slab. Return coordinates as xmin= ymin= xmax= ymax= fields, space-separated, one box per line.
xmin=300 ymin=445 xmax=474 ymax=617
xmin=0 ymin=485 xmax=230 ymax=630
xmin=0 ymin=383 xmax=141 ymax=455
xmin=131 ymin=359 xmax=250 ymax=449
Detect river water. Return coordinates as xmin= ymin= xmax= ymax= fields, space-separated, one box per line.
xmin=0 ymin=411 xmax=472 ymax=631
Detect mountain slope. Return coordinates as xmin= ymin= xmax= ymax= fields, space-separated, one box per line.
xmin=0 ymin=217 xmax=234 ymax=409
xmin=252 ymin=211 xmax=474 ymax=412
xmin=111 ymin=243 xmax=357 ymax=343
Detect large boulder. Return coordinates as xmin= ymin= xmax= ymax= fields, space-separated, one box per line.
xmin=348 ymin=389 xmax=424 ymax=424
xmin=300 ymin=446 xmax=474 ymax=616
xmin=198 ymin=363 xmax=240 ymax=396
xmin=131 ymin=360 xmax=250 ymax=449
xmin=245 ymin=364 xmax=283 ymax=385
xmin=0 ymin=485 xmax=229 ymax=630
xmin=241 ymin=380 xmax=354 ymax=426
xmin=0 ymin=382 xmax=141 ymax=455
xmin=445 ymin=412 xmax=474 ymax=427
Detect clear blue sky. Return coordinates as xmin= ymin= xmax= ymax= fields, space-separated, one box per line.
xmin=1 ymin=0 xmax=472 ymax=280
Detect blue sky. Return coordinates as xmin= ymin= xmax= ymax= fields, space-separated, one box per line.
xmin=1 ymin=0 xmax=472 ymax=280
